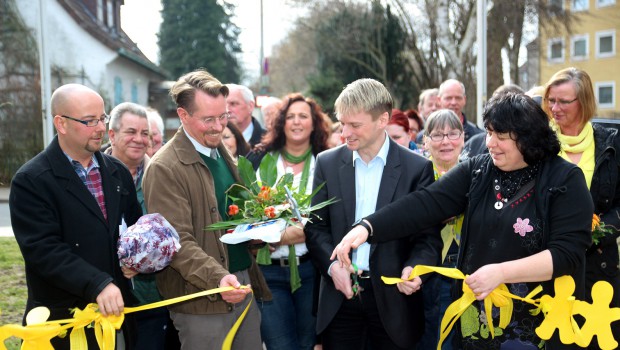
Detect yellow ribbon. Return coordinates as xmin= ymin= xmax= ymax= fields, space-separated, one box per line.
xmin=0 ymin=285 xmax=252 ymax=350
xmin=382 ymin=265 xmax=540 ymax=350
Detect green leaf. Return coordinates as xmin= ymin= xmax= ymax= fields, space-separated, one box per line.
xmin=237 ymin=156 xmax=258 ymax=191
xmin=226 ymin=183 xmax=252 ymax=201
xmin=259 ymin=153 xmax=278 ymax=187
xmin=305 ymin=197 xmax=339 ymax=212
xmin=205 ymin=218 xmax=256 ymax=231
xmin=298 ymin=182 xmax=326 ymax=206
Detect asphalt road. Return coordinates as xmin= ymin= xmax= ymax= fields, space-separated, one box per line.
xmin=0 ymin=202 xmax=13 ymax=236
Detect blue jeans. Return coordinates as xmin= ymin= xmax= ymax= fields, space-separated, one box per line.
xmin=258 ymin=259 xmax=316 ymax=350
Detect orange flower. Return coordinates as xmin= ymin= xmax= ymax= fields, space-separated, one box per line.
xmin=592 ymin=214 xmax=601 ymax=231
xmin=228 ymin=204 xmax=239 ymax=216
xmin=257 ymin=186 xmax=271 ymax=202
xmin=264 ymin=206 xmax=276 ymax=218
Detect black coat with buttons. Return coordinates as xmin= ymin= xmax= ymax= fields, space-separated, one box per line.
xmin=586 ymin=123 xmax=620 ymax=305
xmin=10 ymin=136 xmax=142 ymax=348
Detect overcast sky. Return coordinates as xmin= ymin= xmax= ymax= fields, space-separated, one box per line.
xmin=120 ymin=0 xmax=306 ymax=84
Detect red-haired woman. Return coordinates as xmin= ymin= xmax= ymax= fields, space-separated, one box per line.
xmin=387 ymin=109 xmax=419 ymax=151
xmin=247 ymin=93 xmax=330 ymax=350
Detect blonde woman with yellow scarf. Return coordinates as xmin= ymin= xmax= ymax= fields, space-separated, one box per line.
xmin=544 ymin=67 xmax=620 ymax=347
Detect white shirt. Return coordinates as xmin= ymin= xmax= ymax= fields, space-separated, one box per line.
xmin=242 ymin=120 xmax=254 ymax=143
xmin=351 ymin=133 xmax=390 ymax=271
xmin=184 ymin=128 xmax=218 ymax=158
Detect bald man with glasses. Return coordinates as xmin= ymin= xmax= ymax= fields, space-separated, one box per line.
xmin=9 ymin=83 xmax=143 ymax=349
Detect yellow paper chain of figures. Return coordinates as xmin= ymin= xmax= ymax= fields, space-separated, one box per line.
xmin=382 ymin=265 xmax=620 ymax=350
xmin=0 ymin=285 xmax=252 ymax=350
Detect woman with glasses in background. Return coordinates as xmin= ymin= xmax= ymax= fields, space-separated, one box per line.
xmin=418 ymin=109 xmax=465 ymax=349
xmin=543 ymin=67 xmax=620 ymax=346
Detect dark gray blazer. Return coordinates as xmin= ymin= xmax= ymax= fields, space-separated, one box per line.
xmin=305 ymin=138 xmax=442 ymax=348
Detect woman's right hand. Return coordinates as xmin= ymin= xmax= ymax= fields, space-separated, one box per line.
xmin=331 ymin=225 xmax=369 ymax=267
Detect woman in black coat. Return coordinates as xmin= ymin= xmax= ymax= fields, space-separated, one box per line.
xmin=543 ymin=67 xmax=620 ymax=347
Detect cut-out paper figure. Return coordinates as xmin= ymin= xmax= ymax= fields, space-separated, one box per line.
xmin=535 ymin=275 xmax=577 ymax=344
xmin=572 ymin=281 xmax=620 ymax=349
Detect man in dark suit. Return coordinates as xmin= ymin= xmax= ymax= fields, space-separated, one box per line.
xmin=9 ymin=84 xmax=143 ymax=349
xmin=305 ymin=78 xmax=441 ymax=349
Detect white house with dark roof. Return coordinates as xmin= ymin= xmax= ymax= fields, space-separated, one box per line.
xmin=14 ymin=0 xmax=167 ymax=108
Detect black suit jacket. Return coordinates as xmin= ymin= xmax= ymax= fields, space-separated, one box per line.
xmin=305 ymin=138 xmax=442 ymax=348
xmin=9 ymin=136 xmax=142 ymax=348
xmin=248 ymin=117 xmax=266 ymax=147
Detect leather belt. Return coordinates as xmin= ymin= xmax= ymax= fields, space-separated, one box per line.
xmin=445 ymin=254 xmax=458 ymax=263
xmin=272 ymin=254 xmax=310 ymax=267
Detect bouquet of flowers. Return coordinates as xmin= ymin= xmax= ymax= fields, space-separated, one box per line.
xmin=206 ymin=154 xmax=338 ymax=242
xmin=118 ymin=213 xmax=181 ymax=273
xmin=591 ymin=213 xmax=615 ymax=245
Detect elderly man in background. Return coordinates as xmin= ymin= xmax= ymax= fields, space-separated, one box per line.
xmin=438 ymin=79 xmax=482 ymax=142
xmin=143 ymin=70 xmax=270 ymax=349
xmin=105 ymin=102 xmax=175 ymax=350
xmin=147 ymin=107 xmax=165 ymax=157
xmin=414 ymin=88 xmax=440 ymax=144
xmin=10 ymin=84 xmax=142 ymax=349
xmin=226 ymin=83 xmax=265 ymax=146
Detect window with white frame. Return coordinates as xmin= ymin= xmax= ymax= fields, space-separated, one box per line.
xmin=572 ymin=0 xmax=589 ymax=11
xmin=571 ymin=35 xmax=589 ymax=60
xmin=596 ymin=30 xmax=616 ymax=58
xmin=548 ymin=38 xmax=565 ymax=62
xmin=596 ymin=82 xmax=615 ymax=108
xmin=107 ymin=1 xmax=114 ymax=28
xmin=597 ymin=0 xmax=616 ymax=8
xmin=96 ymin=0 xmax=104 ymax=22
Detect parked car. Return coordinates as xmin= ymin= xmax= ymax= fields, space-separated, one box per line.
xmin=593 ymin=118 xmax=620 ymax=130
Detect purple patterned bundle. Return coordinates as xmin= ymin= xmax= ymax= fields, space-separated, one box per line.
xmin=118 ymin=213 xmax=181 ymax=273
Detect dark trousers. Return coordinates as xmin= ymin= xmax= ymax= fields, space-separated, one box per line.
xmin=322 ymin=279 xmax=407 ymax=350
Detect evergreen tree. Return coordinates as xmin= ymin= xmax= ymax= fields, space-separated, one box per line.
xmin=158 ymin=0 xmax=242 ymax=82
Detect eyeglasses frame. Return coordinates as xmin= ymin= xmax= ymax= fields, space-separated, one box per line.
xmin=61 ymin=114 xmax=110 ymax=127
xmin=428 ymin=131 xmax=463 ymax=142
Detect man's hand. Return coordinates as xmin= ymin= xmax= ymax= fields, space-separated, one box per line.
xmin=329 ymin=263 xmax=356 ymax=299
xmin=330 ymin=225 xmax=369 ymax=266
xmin=96 ymin=283 xmax=124 ymax=317
xmin=464 ymin=264 xmax=504 ymax=300
xmin=121 ymin=266 xmax=138 ymax=279
xmin=219 ymin=274 xmax=251 ymax=304
xmin=396 ymin=266 xmax=422 ymax=295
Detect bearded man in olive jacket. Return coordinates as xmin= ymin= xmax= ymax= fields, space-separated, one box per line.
xmin=142 ymin=69 xmax=270 ymax=349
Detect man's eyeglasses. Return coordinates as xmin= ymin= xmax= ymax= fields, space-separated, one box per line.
xmin=196 ymin=112 xmax=230 ymax=126
xmin=61 ymin=114 xmax=109 ymax=127
xmin=546 ymin=98 xmax=578 ymax=107
xmin=428 ymin=131 xmax=462 ymax=142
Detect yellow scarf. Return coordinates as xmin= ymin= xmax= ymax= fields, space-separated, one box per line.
xmin=433 ymin=162 xmax=464 ymax=262
xmin=554 ymin=121 xmax=595 ymax=189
